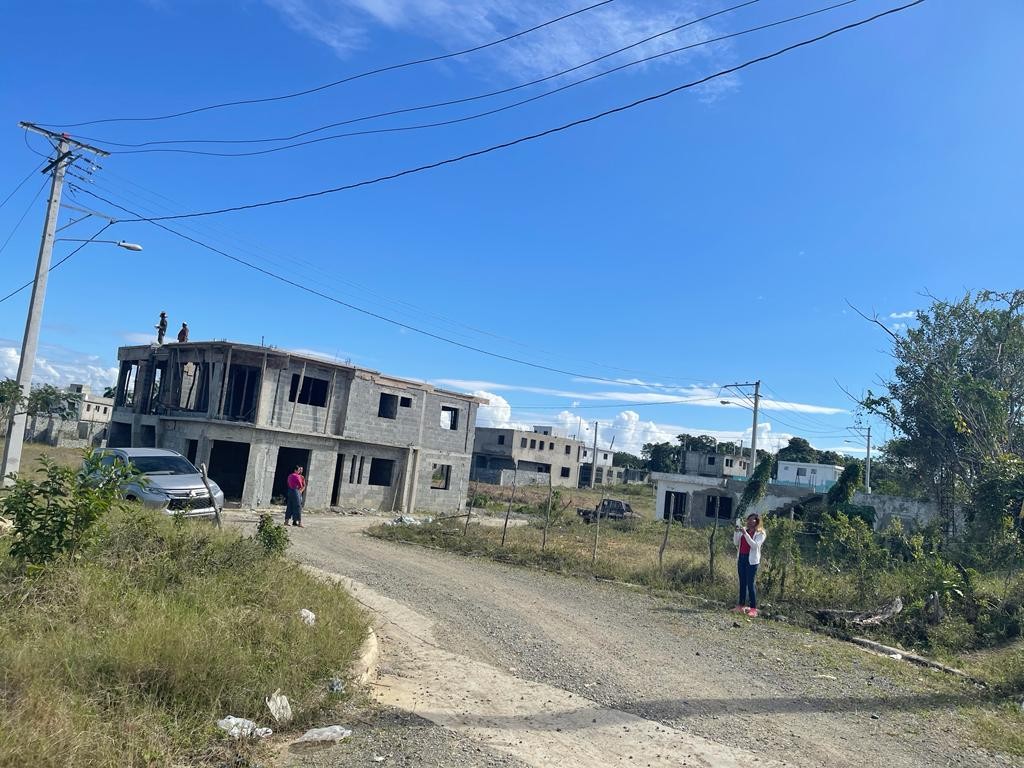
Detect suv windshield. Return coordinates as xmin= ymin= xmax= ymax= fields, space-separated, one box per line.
xmin=128 ymin=455 xmax=198 ymax=476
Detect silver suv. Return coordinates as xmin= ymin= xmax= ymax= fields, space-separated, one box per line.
xmin=98 ymin=448 xmax=224 ymax=519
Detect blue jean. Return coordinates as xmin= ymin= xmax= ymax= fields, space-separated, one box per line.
xmin=285 ymin=487 xmax=303 ymax=524
xmin=738 ymin=556 xmax=758 ymax=608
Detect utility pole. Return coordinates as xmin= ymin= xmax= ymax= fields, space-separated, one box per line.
xmin=589 ymin=420 xmax=599 ymax=489
xmin=864 ymin=425 xmax=872 ymax=494
xmin=2 ymin=124 xmax=108 ymax=485
xmin=749 ymin=380 xmax=761 ymax=478
xmin=722 ymin=380 xmax=760 ymax=480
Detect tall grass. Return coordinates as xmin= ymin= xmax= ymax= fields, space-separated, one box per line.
xmin=0 ymin=509 xmax=367 ymax=768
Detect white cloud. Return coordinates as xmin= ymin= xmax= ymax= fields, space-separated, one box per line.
xmin=122 ymin=331 xmax=156 ymax=344
xmin=889 ymin=310 xmax=916 ymax=319
xmin=0 ymin=342 xmax=118 ymax=392
xmin=435 ymin=378 xmax=845 ymax=415
xmin=891 ymin=322 xmax=907 ymax=332
xmin=266 ymin=0 xmax=734 ymax=80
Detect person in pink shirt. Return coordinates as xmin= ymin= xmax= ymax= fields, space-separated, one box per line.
xmin=285 ymin=466 xmax=305 ymax=527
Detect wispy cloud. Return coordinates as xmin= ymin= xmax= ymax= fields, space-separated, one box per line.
xmin=889 ymin=310 xmax=916 ymax=319
xmin=435 ymin=378 xmax=846 ymax=415
xmin=0 ymin=339 xmax=118 ymax=392
xmin=266 ymin=0 xmax=735 ymax=81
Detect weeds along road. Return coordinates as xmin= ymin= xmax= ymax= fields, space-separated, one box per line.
xmin=235 ymin=513 xmax=1011 ymax=768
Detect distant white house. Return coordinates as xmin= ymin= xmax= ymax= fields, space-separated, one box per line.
xmin=775 ymin=461 xmax=844 ymax=490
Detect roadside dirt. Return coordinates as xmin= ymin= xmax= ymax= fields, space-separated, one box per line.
xmin=233 ymin=512 xmax=1015 ymax=768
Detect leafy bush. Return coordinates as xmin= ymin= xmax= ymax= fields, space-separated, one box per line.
xmin=1 ymin=453 xmax=138 ymax=566
xmin=255 ymin=513 xmax=290 ymax=556
xmin=0 ymin=508 xmax=367 ymax=768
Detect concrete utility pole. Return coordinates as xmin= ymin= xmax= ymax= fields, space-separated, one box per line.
xmin=1 ymin=124 xmax=108 ymax=485
xmin=721 ymin=380 xmax=760 ymax=480
xmin=589 ymin=420 xmax=599 ymax=489
xmin=864 ymin=425 xmax=872 ymax=494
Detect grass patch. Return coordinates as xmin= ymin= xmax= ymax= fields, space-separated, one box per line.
xmin=0 ymin=508 xmax=367 ymax=767
xmin=0 ymin=439 xmax=85 ymax=472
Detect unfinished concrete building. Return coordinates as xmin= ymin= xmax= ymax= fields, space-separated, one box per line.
xmin=471 ymin=426 xmax=584 ymax=487
xmin=109 ymin=342 xmax=485 ymax=514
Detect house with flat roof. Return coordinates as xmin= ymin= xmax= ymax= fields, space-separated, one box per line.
xmin=108 ymin=341 xmax=485 ymax=513
xmin=471 ymin=426 xmax=584 ymax=487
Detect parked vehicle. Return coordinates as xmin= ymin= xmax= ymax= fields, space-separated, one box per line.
xmin=94 ymin=448 xmax=224 ymax=519
xmin=577 ymin=498 xmax=637 ymax=524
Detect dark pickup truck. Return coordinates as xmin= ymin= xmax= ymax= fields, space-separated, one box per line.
xmin=577 ymin=498 xmax=638 ymax=524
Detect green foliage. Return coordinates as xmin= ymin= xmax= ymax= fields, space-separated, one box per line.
xmin=1 ymin=452 xmax=137 ymax=566
xmin=778 ymin=436 xmax=817 ymax=464
xmin=818 ymin=511 xmax=886 ymax=601
xmin=255 ymin=513 xmax=290 ymax=555
xmin=827 ymin=463 xmax=863 ymax=509
xmin=0 ymin=379 xmax=82 ymax=424
xmin=970 ymin=453 xmax=1024 ymax=542
xmin=738 ymin=457 xmax=772 ymax=516
xmin=641 ymin=441 xmax=679 ymax=473
xmin=0 ymin=508 xmax=367 ymax=767
xmin=862 ymin=290 xmax=1024 ymax=535
xmin=612 ymin=451 xmax=645 ymax=469
xmin=763 ymin=518 xmax=802 ymax=600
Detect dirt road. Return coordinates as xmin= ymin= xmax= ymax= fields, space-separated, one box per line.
xmin=244 ymin=513 xmax=1011 ymax=768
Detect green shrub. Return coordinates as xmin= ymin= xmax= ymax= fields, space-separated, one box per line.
xmin=256 ymin=513 xmax=290 ymax=556
xmin=1 ymin=453 xmax=137 ymax=566
xmin=0 ymin=508 xmax=367 ymax=767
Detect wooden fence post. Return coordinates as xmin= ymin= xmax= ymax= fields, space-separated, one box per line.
xmin=541 ymin=473 xmax=553 ymax=551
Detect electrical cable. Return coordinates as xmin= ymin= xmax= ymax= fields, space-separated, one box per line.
xmin=42 ymin=0 xmax=618 ymax=128
xmin=0 ymin=163 xmax=45 ymax=212
xmin=69 ymin=169 xmax=722 ymax=386
xmin=105 ymin=0 xmax=861 ymax=158
xmin=0 ymin=179 xmax=48 ymax=258
xmin=76 ymin=0 xmax=764 ymax=149
xmin=75 ymin=185 xmax=761 ymax=392
xmin=115 ymin=0 xmax=928 ymax=223
xmin=0 ymin=221 xmax=113 ymax=305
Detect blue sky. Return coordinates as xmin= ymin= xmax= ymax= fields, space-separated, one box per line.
xmin=1 ymin=0 xmax=1021 ymax=456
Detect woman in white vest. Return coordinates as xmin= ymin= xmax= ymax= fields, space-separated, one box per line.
xmin=733 ymin=513 xmax=766 ymax=617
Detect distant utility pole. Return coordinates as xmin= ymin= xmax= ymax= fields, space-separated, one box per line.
xmin=1 ymin=123 xmax=108 ymax=485
xmin=722 ymin=380 xmax=760 ymax=479
xmin=848 ymin=424 xmax=872 ymax=494
xmin=589 ymin=421 xmax=598 ymax=489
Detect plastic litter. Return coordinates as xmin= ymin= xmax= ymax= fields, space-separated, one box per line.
xmin=385 ymin=515 xmax=422 ymax=526
xmin=291 ymin=725 xmax=353 ymax=750
xmin=217 ymin=716 xmax=273 ymax=739
xmin=327 ymin=677 xmax=345 ymax=693
xmin=266 ymin=689 xmax=293 ymax=723
xmin=299 ymin=608 xmax=316 ymax=626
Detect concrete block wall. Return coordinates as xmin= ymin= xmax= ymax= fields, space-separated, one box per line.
xmin=413 ymin=449 xmax=470 ymax=514
xmin=264 ymin=363 xmax=352 ymax=435
xmin=343 ymin=375 xmax=427 ymax=446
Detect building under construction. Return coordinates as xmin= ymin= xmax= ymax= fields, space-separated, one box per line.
xmin=109 ymin=341 xmax=484 ymax=514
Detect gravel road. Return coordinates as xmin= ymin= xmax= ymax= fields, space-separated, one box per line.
xmin=239 ymin=513 xmax=1014 ymax=768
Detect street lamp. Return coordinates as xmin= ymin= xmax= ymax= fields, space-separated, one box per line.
xmin=57 ymin=238 xmax=143 ymax=251
xmin=1 ymin=236 xmax=144 ymax=485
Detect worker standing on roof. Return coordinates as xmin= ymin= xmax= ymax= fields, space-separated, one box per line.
xmin=155 ymin=312 xmax=168 ymax=345
xmin=177 ymin=322 xmax=189 ymax=343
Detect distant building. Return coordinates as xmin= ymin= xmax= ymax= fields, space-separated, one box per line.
xmin=678 ymin=450 xmax=752 ymax=479
xmin=109 ymin=341 xmax=484 ymax=513
xmin=775 ymin=461 xmax=844 ymax=491
xmin=471 ymin=426 xmax=583 ymax=487
xmin=578 ymin=446 xmax=629 ymax=486
xmin=26 ymin=383 xmax=113 ymax=448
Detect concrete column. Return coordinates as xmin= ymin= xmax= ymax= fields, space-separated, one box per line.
xmin=408 ymin=448 xmax=421 ymax=514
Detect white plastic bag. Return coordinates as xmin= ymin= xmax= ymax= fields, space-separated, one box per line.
xmin=299 ymin=608 xmax=316 ymax=626
xmin=266 ymin=689 xmax=293 ymax=724
xmin=291 ymin=725 xmax=353 ymax=750
xmin=217 ymin=715 xmax=273 ymax=739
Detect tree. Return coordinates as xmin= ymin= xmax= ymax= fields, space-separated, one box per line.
xmin=827 ymin=463 xmax=863 ymax=510
xmin=738 ymin=458 xmax=773 ymax=517
xmin=859 ymin=290 xmax=1024 ymax=536
xmin=777 ymin=437 xmax=818 ymax=464
xmin=102 ymin=386 xmax=116 ymax=399
xmin=612 ymin=451 xmax=644 ymax=470
xmin=641 ymin=442 xmax=678 ymax=473
xmin=0 ymin=379 xmax=81 ymax=426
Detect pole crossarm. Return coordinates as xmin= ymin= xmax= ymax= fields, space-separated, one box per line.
xmin=20 ymin=122 xmax=110 ymax=158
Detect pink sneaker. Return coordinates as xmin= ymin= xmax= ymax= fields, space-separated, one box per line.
xmin=746 ymin=608 xmax=759 ymax=618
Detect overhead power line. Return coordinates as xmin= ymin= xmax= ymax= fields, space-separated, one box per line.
xmin=0 ymin=178 xmax=48 ymax=258
xmin=116 ymin=0 xmax=928 ymax=223
xmin=75 ymin=0 xmax=763 ymax=150
xmin=41 ymin=0 xmax=617 ymax=128
xmin=0 ymin=162 xmax=44 ymax=211
xmin=0 ymin=221 xmax=113 ymax=305
xmin=101 ymin=0 xmax=861 ymax=159
xmin=76 ymin=185 xmax=748 ymax=392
